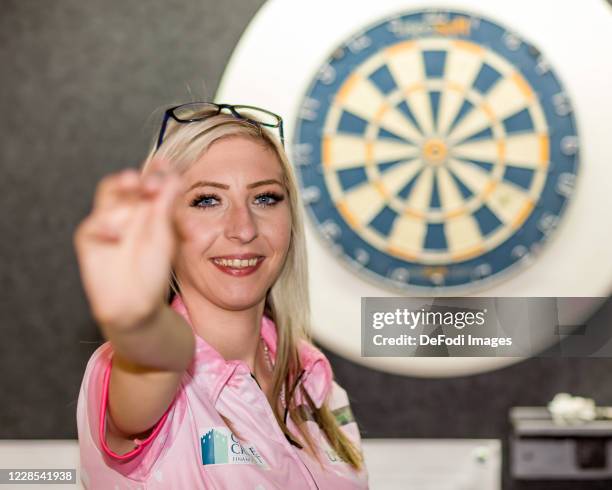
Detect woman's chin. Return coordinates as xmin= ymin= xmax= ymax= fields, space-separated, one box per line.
xmin=213 ymin=289 xmax=267 ymax=311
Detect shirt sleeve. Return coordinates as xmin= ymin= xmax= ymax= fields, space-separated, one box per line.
xmin=327 ymin=381 xmax=364 ymax=452
xmin=76 ymin=341 xmax=181 ymax=482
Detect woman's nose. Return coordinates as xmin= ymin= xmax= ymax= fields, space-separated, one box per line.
xmin=225 ymin=203 xmax=258 ymax=243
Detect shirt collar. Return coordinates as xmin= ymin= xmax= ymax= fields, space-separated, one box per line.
xmin=170 ymin=294 xmax=332 ymax=408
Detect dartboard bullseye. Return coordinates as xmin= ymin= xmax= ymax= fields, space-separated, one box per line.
xmin=293 ymin=9 xmax=579 ymax=291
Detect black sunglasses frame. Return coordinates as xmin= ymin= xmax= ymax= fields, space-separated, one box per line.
xmin=155 ymin=102 xmax=285 ymax=150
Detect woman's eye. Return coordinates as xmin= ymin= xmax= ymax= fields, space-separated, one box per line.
xmin=190 ymin=192 xmax=285 ymax=209
xmin=255 ymin=192 xmax=284 ymax=207
xmin=191 ymin=194 xmax=220 ymax=208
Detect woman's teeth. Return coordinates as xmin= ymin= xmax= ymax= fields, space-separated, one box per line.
xmin=213 ymin=258 xmax=261 ymax=268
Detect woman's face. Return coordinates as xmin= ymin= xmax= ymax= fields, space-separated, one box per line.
xmin=173 ymin=136 xmax=292 ymax=311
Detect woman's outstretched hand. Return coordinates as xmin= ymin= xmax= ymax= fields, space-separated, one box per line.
xmin=73 ymin=159 xmax=187 ymax=331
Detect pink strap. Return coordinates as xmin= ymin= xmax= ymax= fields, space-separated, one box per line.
xmin=98 ymin=356 xmax=173 ymax=460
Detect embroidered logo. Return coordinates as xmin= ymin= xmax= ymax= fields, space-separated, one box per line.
xmin=323 ymin=442 xmax=348 ymax=465
xmin=298 ymin=403 xmax=353 ymax=464
xmin=200 ymin=428 xmax=268 ymax=468
xmin=332 ymin=405 xmax=355 ymax=426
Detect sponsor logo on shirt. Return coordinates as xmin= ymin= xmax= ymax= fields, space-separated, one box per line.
xmin=200 ymin=428 xmax=268 ymax=468
xmin=323 ymin=443 xmax=348 ymax=465
xmin=300 ymin=403 xmax=354 ymax=465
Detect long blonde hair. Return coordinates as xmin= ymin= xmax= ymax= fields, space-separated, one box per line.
xmin=140 ymin=109 xmax=363 ymax=470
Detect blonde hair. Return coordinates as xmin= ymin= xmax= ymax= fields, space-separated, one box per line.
xmin=140 ymin=109 xmax=364 ymax=471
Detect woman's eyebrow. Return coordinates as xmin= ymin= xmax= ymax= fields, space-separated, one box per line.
xmin=186 ymin=179 xmax=284 ymax=193
xmin=246 ymin=179 xmax=284 ymax=189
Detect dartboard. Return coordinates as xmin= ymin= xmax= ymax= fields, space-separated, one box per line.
xmin=293 ymin=9 xmax=579 ymax=291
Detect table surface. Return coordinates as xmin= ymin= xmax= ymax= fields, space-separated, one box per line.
xmin=511 ymin=406 xmax=612 ymax=436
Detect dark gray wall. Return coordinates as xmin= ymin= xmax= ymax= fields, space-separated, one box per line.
xmin=1 ymin=2 xmax=611 ymax=489
xmin=0 ymin=0 xmax=267 ymax=436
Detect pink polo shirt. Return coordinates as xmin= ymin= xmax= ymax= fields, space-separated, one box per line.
xmin=76 ymin=294 xmax=369 ymax=489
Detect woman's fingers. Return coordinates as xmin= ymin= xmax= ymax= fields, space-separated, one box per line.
xmin=79 ymin=160 xmax=188 ymax=249
xmin=140 ymin=166 xmax=192 ymax=243
xmin=143 ymin=156 xmax=174 ymax=178
xmin=74 ymin=160 xmax=186 ymax=331
xmin=93 ymin=169 xmax=140 ymax=211
xmin=93 ymin=166 xmax=167 ymax=211
xmin=87 ymin=167 xmax=162 ymax=238
xmin=74 ymin=213 xmax=121 ymax=245
xmin=138 ymin=172 xmax=183 ymax=244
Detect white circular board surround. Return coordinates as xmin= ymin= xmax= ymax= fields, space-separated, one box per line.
xmin=216 ymin=0 xmax=612 ymax=377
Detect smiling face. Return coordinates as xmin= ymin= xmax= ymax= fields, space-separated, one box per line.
xmin=173 ymin=136 xmax=292 ymax=311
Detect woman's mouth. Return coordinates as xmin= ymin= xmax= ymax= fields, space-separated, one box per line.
xmin=210 ymin=256 xmax=265 ymax=277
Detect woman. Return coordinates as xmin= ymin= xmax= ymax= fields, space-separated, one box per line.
xmin=74 ymin=102 xmax=369 ymax=488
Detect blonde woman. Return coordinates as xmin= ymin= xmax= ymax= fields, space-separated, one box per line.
xmin=74 ymin=102 xmax=369 ymax=488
